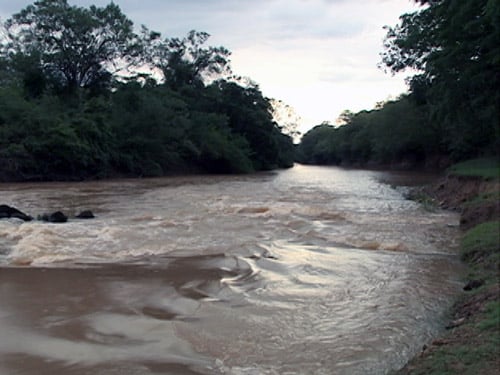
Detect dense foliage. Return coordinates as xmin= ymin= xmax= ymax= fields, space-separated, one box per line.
xmin=298 ymin=0 xmax=499 ymax=167
xmin=0 ymin=0 xmax=294 ymax=181
xmin=297 ymin=96 xmax=437 ymax=167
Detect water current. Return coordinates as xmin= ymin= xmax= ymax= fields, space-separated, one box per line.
xmin=0 ymin=165 xmax=463 ymax=374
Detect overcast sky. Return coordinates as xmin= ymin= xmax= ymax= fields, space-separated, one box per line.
xmin=0 ymin=0 xmax=420 ymax=134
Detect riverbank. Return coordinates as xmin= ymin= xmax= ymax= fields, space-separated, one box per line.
xmin=395 ymin=160 xmax=499 ymax=374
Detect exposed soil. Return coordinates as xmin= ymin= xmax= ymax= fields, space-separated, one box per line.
xmin=422 ymin=175 xmax=498 ymax=209
xmin=396 ymin=175 xmax=500 ymax=374
xmin=460 ymin=200 xmax=500 ymax=231
xmin=415 ymin=175 xmax=500 ymax=229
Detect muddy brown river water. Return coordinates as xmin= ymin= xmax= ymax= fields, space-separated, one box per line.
xmin=0 ymin=165 xmax=463 ymax=374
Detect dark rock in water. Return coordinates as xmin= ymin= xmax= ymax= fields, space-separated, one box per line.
xmin=37 ymin=213 xmax=48 ymax=221
xmin=463 ymin=279 xmax=485 ymax=291
xmin=50 ymin=211 xmax=68 ymax=223
xmin=76 ymin=210 xmax=95 ymax=219
xmin=39 ymin=211 xmax=68 ymax=223
xmin=0 ymin=204 xmax=33 ymax=221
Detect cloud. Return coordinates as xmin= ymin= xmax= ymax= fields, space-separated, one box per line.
xmin=107 ymin=0 xmax=367 ymax=50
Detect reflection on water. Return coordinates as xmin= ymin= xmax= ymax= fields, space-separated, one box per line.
xmin=0 ymin=165 xmax=462 ymax=374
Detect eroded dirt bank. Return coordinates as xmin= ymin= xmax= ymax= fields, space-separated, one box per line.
xmin=419 ymin=175 xmax=499 ymax=229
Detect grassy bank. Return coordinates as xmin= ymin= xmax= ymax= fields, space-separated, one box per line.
xmin=395 ymin=159 xmax=499 ymax=374
xmin=448 ymin=158 xmax=499 ymax=180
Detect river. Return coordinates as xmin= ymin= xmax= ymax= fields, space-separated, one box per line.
xmin=0 ymin=165 xmax=463 ymax=374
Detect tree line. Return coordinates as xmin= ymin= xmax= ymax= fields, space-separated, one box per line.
xmin=0 ymin=0 xmax=295 ymax=181
xmin=298 ymin=0 xmax=499 ymax=168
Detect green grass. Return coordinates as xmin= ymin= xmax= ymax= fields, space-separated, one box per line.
xmin=403 ymin=340 xmax=500 ymax=375
xmin=460 ymin=221 xmax=500 ymax=263
xmin=477 ymin=300 xmax=500 ymax=331
xmin=463 ymin=191 xmax=499 ymax=207
xmin=460 ymin=220 xmax=500 ymax=283
xmin=397 ymin=315 xmax=500 ymax=375
xmin=448 ymin=158 xmax=500 ymax=180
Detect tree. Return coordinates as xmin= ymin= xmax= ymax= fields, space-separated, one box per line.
xmin=0 ymin=2 xmax=296 ymax=181
xmin=381 ymin=0 xmax=500 ymax=160
xmin=336 ymin=110 xmax=355 ymax=126
xmin=145 ymin=29 xmax=232 ymax=90
xmin=206 ymin=80 xmax=292 ymax=170
xmin=297 ymin=124 xmax=338 ymax=165
xmin=2 ymin=0 xmax=140 ymax=94
xmin=270 ymin=98 xmax=301 ymax=143
xmin=297 ymin=95 xmax=440 ymax=168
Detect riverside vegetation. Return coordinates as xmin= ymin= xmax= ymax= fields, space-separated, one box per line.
xmin=1 ymin=0 xmax=497 ymax=180
xmin=297 ymin=0 xmax=499 ymax=170
xmin=0 ymin=1 xmax=295 ymax=181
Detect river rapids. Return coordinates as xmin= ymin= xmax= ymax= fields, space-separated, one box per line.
xmin=0 ymin=165 xmax=463 ymax=374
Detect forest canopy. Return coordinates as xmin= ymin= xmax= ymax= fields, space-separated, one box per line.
xmin=298 ymin=0 xmax=499 ymax=168
xmin=0 ymin=0 xmax=295 ymax=181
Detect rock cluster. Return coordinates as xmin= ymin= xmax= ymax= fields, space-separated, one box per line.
xmin=0 ymin=204 xmax=94 ymax=223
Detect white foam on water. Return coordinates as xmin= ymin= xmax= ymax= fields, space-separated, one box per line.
xmin=4 ymin=220 xmax=159 ymax=265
